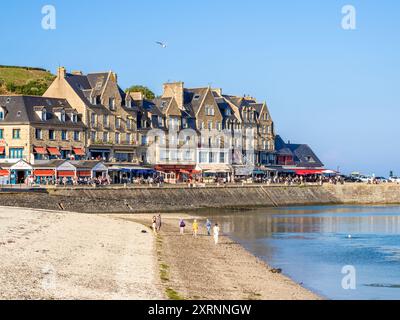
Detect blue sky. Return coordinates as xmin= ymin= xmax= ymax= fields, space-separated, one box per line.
xmin=1 ymin=0 xmax=399 ymax=176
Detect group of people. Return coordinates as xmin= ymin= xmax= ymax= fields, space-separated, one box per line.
xmin=180 ymin=218 xmax=220 ymax=244
xmin=151 ymin=215 xmax=220 ymax=244
xmin=26 ymin=175 xmax=112 ymax=186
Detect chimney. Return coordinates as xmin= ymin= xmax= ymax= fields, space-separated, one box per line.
xmin=130 ymin=91 xmax=143 ymax=101
xmin=71 ymin=70 xmax=83 ymax=75
xmin=111 ymin=72 xmax=118 ymax=83
xmin=57 ymin=67 xmax=66 ymax=78
xmin=163 ymin=82 xmax=184 ymax=109
xmin=213 ymin=88 xmax=222 ymax=96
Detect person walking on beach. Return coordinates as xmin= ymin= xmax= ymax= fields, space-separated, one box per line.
xmin=152 ymin=216 xmax=157 ymax=234
xmin=179 ymin=218 xmax=186 ymax=235
xmin=213 ymin=223 xmax=220 ymax=245
xmin=156 ymin=214 xmax=162 ymax=232
xmin=192 ymin=219 xmax=199 ymax=238
xmin=205 ymin=219 xmax=212 ymax=236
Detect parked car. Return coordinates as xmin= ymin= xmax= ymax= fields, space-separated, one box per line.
xmin=389 ymin=176 xmax=400 ymax=184
xmin=375 ymin=177 xmax=389 ymax=183
xmin=343 ymin=175 xmax=362 ymax=183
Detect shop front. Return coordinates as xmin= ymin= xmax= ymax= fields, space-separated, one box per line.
xmin=7 ymin=160 xmax=33 ymax=184
xmin=155 ymin=165 xmax=197 ymax=184
xmin=0 ymin=168 xmax=10 ymax=185
xmin=196 ymin=164 xmax=233 ymax=183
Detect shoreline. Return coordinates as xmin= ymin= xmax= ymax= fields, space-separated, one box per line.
xmin=122 ymin=213 xmax=320 ymax=300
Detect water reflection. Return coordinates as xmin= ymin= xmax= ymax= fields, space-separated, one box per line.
xmin=198 ymin=205 xmax=400 ymax=300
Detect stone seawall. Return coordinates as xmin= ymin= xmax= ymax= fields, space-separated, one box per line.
xmin=0 ymin=184 xmax=399 ymax=213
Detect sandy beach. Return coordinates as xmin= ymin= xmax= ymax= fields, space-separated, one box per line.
xmin=121 ymin=213 xmax=320 ymax=300
xmin=0 ymin=206 xmax=318 ymax=300
xmin=0 ymin=207 xmax=162 ymax=300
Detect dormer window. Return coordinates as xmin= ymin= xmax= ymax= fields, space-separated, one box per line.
xmin=193 ymin=94 xmax=200 ymax=101
xmin=0 ymin=107 xmax=5 ymax=120
xmin=42 ymin=108 xmax=47 ymax=121
xmin=71 ymin=113 xmax=78 ymax=123
xmin=225 ymin=109 xmax=231 ymax=116
xmin=91 ymin=96 xmax=97 ymax=105
xmin=60 ymin=110 xmax=66 ymax=122
xmin=126 ymin=100 xmax=132 ymax=108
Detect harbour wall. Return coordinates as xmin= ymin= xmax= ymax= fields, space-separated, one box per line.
xmin=0 ymin=184 xmax=399 ymax=213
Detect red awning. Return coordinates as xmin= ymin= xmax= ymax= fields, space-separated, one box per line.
xmin=57 ymin=170 xmax=75 ymax=177
xmin=0 ymin=169 xmax=9 ymax=176
xmin=295 ymin=169 xmax=324 ymax=175
xmin=34 ymin=169 xmax=55 ymax=177
xmin=34 ymin=147 xmax=47 ymax=155
xmin=77 ymin=170 xmax=91 ymax=177
xmin=47 ymin=147 xmax=61 ymax=156
xmin=73 ymin=148 xmax=85 ymax=156
xmin=0 ymin=147 xmax=5 ymax=154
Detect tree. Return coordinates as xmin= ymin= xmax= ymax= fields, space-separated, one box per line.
xmin=125 ymin=85 xmax=155 ymax=100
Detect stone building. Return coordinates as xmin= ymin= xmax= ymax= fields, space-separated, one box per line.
xmin=0 ymin=95 xmax=86 ymax=182
xmin=44 ymin=67 xmax=139 ymax=163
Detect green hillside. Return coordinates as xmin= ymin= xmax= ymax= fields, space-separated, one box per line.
xmin=0 ymin=65 xmax=55 ymax=96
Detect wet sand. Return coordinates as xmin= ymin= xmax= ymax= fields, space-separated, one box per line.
xmin=122 ymin=213 xmax=320 ymax=300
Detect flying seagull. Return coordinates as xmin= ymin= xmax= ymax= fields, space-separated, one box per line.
xmin=156 ymin=41 xmax=167 ymax=48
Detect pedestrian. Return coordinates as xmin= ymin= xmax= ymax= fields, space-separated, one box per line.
xmin=213 ymin=223 xmax=220 ymax=245
xmin=192 ymin=219 xmax=199 ymax=237
xmin=152 ymin=216 xmax=157 ymax=234
xmin=156 ymin=214 xmax=162 ymax=232
xmin=179 ymin=218 xmax=186 ymax=235
xmin=205 ymin=219 xmax=212 ymax=236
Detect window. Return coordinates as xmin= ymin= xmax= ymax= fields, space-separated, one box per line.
xmin=115 ymin=117 xmax=121 ymax=129
xmin=217 ymin=122 xmax=222 ymax=131
xmin=109 ymin=97 xmax=115 ymax=109
xmin=103 ymin=115 xmax=109 ymax=127
xmin=225 ymin=109 xmax=231 ymax=116
xmin=9 ymin=148 xmax=23 ymax=159
xmin=60 ymin=110 xmax=66 ymax=122
xmin=209 ymin=152 xmax=216 ymax=163
xmin=103 ymin=132 xmax=108 ymax=143
xmin=205 ymin=106 xmax=214 ymax=116
xmin=41 ymin=109 xmax=47 ymax=121
xmin=0 ymin=111 xmax=4 ymax=120
xmin=219 ymin=152 xmax=225 ymax=163
xmin=141 ymin=135 xmax=147 ymax=146
xmin=126 ymin=100 xmax=131 ymax=108
xmin=13 ymin=129 xmax=21 ymax=139
xmin=72 ymin=114 xmax=78 ymax=123
xmin=199 ymin=152 xmax=207 ymax=163
xmin=184 ymin=150 xmax=192 ymax=161
xmin=91 ymin=131 xmax=96 ymax=142
xmin=115 ymin=132 xmax=120 ymax=144
xmin=91 ymin=96 xmax=97 ymax=105
xmin=61 ymin=130 xmax=67 ymax=141
xmin=91 ymin=113 xmax=96 ymax=126
xmin=126 ymin=119 xmax=131 ymax=130
xmin=207 ymin=121 xmax=213 ymax=130
xmin=49 ymin=130 xmax=55 ymax=140
xmin=74 ymin=131 xmax=80 ymax=141
xmin=126 ymin=133 xmax=131 ymax=144
xmin=193 ymin=94 xmax=201 ymax=101
xmin=0 ymin=129 xmax=3 ymax=139
xmin=35 ymin=129 xmax=42 ymax=140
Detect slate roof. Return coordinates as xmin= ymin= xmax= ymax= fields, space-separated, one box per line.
xmin=0 ymin=95 xmax=85 ymax=128
xmin=275 ymin=135 xmax=324 ymax=168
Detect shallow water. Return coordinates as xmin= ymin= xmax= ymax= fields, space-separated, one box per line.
xmin=199 ymin=205 xmax=400 ymax=300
